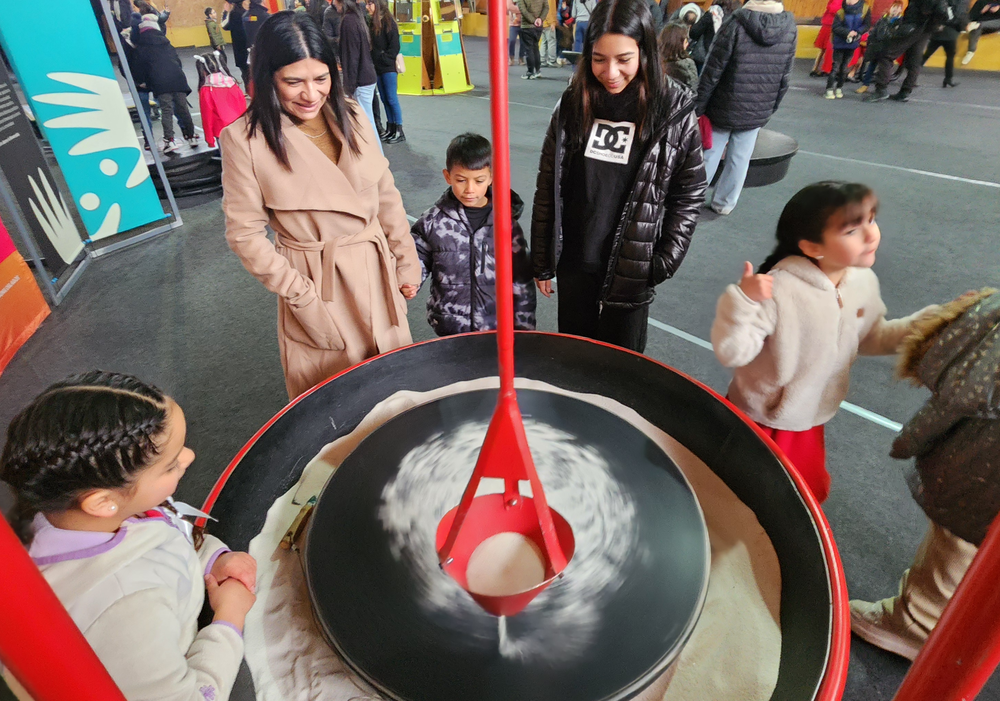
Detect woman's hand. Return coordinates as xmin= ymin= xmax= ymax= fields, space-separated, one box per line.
xmin=535 ymin=279 xmax=554 ymax=298
xmin=206 ymin=574 xmax=256 ymax=632
xmin=400 ymin=284 xmax=418 ymax=300
xmin=211 ymin=551 xmax=258 ymax=593
xmin=738 ymin=261 xmax=773 ymax=303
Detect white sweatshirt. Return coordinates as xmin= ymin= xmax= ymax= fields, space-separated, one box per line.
xmin=4 ymin=512 xmax=243 ymax=701
xmin=711 ymin=256 xmax=933 ymax=432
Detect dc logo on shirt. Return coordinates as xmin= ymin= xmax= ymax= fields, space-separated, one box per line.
xmin=585 ymin=119 xmax=636 ymax=164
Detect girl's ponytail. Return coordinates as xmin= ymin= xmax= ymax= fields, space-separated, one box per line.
xmin=1 ymin=371 xmax=169 ymax=545
xmin=758 ymin=181 xmax=874 ymax=274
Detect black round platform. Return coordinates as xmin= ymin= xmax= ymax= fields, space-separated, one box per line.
xmin=204 ymin=333 xmax=848 ymax=701
xmin=305 ymin=389 xmax=710 ymax=701
xmin=711 ymin=129 xmax=799 ymax=188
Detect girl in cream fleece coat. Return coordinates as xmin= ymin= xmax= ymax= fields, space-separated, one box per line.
xmin=0 ymin=372 xmax=256 ymax=701
xmin=712 ymin=182 xmax=934 ymax=503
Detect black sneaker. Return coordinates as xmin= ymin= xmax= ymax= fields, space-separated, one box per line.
xmin=888 ymin=90 xmax=910 ymax=102
xmin=864 ymin=87 xmax=889 ymax=102
xmin=529 ymin=71 xmax=540 ymax=80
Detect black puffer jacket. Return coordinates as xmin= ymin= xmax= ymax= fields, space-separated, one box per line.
xmin=531 ymin=86 xmax=706 ymax=309
xmin=695 ymin=4 xmax=797 ymax=132
xmin=931 ymin=0 xmax=968 ymax=41
xmin=901 ymin=0 xmax=952 ymax=31
xmin=134 ymin=29 xmax=191 ymax=95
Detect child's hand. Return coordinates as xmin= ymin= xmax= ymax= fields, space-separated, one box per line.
xmin=400 ymin=284 xmax=418 ymax=300
xmin=738 ymin=261 xmax=773 ymax=303
xmin=211 ymin=551 xmax=257 ymax=593
xmin=847 ymin=30 xmax=857 ymax=42
xmin=536 ymin=279 xmax=554 ymax=298
xmin=206 ymin=574 xmax=256 ymax=632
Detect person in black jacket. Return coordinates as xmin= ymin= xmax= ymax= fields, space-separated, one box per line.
xmin=531 ymin=0 xmax=707 ymax=353
xmin=688 ymin=0 xmax=741 ymax=72
xmin=133 ymin=11 xmax=196 ymax=154
xmin=695 ymin=0 xmax=796 ymax=215
xmin=324 ymin=0 xmax=345 ymax=53
xmin=340 ymin=0 xmax=382 ymax=152
xmin=963 ymin=0 xmax=1000 ymax=64
xmin=369 ymin=0 xmax=405 ymax=143
xmin=865 ymin=0 xmax=950 ymax=101
xmin=243 ymin=0 xmax=271 ymax=50
xmin=223 ymin=0 xmax=250 ymax=86
xmin=921 ymin=0 xmax=969 ymax=87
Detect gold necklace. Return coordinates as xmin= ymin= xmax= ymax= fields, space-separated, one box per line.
xmin=301 ymin=126 xmax=329 ymax=139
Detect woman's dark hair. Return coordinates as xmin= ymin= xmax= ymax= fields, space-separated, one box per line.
xmin=342 ymin=0 xmax=367 ymax=22
xmin=446 ymin=132 xmax=492 ymax=171
xmin=247 ymin=11 xmax=361 ymax=167
xmin=371 ymin=0 xmax=394 ymax=35
xmin=565 ymin=0 xmax=665 ymax=151
xmin=0 ymin=372 xmax=170 ymax=545
xmin=714 ymin=0 xmax=742 ymax=15
xmin=658 ymin=23 xmax=690 ymax=64
xmin=758 ymin=181 xmax=875 ymax=274
xmin=135 ymin=0 xmax=157 ymax=15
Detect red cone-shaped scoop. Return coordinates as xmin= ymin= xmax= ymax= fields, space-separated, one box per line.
xmin=435 ymin=3 xmax=573 ymax=616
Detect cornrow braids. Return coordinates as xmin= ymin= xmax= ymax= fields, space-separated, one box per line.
xmin=0 ymin=371 xmax=169 ymax=545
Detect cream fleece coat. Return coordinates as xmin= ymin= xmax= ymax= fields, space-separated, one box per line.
xmin=4 ymin=514 xmax=243 ymax=701
xmin=712 ymin=256 xmax=933 ymax=432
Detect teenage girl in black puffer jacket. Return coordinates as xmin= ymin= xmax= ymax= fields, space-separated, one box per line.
xmin=530 ymin=0 xmax=706 ymax=353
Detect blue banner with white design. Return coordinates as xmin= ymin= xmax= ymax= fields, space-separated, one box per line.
xmin=0 ymin=4 xmax=167 ymax=240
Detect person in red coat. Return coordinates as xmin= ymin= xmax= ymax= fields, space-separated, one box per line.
xmin=812 ymin=0 xmax=841 ymax=75
xmin=195 ymin=51 xmax=248 ymax=148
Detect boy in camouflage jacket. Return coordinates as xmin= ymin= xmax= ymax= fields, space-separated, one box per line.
xmin=410 ymin=133 xmax=536 ymax=336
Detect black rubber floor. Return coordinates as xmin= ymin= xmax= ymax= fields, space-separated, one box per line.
xmin=1 ymin=37 xmax=998 ymax=701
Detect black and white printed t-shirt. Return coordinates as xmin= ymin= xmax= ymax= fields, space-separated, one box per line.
xmin=562 ymin=81 xmax=645 ymax=274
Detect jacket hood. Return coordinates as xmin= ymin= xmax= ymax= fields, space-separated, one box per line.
xmin=437 ymin=187 xmax=525 ymax=221
xmin=677 ymin=3 xmax=703 ymax=19
xmin=897 ymin=289 xmax=1000 ymax=416
xmin=736 ymin=4 xmax=796 ymax=45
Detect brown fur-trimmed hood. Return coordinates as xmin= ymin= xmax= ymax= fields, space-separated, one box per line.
xmin=897 ymin=288 xmax=999 ymax=390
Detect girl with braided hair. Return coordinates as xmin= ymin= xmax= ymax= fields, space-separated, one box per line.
xmin=0 ymin=371 xmax=256 ymax=701
xmin=710 ymin=182 xmax=937 ymax=504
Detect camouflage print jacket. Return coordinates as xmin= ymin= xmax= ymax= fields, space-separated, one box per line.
xmin=411 ymin=188 xmax=537 ymax=337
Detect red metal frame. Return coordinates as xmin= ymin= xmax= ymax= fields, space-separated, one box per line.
xmin=893 ymin=511 xmax=1000 ymax=700
xmin=0 ymin=516 xmax=127 ymax=701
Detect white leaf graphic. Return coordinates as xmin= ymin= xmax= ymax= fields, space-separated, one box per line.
xmin=27 ymin=168 xmax=85 ymax=265
xmin=34 ymin=72 xmax=149 ymax=189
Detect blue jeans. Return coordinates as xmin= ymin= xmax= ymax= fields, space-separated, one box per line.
xmin=574 ymin=21 xmax=588 ymax=52
xmin=354 ymin=83 xmax=383 ymax=154
xmin=702 ymin=126 xmax=761 ymax=213
xmin=376 ymin=72 xmax=402 ymax=125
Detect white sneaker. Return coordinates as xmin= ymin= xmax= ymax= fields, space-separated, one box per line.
xmin=835 ymin=88 xmax=843 ymax=98
xmin=161 ymin=139 xmax=180 ymax=154
xmin=849 ymin=599 xmax=924 ymax=661
xmin=961 ymin=50 xmax=975 ymax=65
xmin=187 ymin=136 xmax=200 ymax=148
xmin=825 ymin=89 xmax=836 ymax=99
xmin=709 ymin=203 xmax=733 ymax=215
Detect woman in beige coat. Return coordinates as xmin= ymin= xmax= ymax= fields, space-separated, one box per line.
xmin=220 ymin=11 xmax=420 ymax=399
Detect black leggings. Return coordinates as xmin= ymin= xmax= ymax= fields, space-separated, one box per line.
xmin=826 ymin=48 xmax=855 ymax=89
xmin=923 ymin=38 xmax=957 ymax=83
xmin=556 ymin=266 xmax=649 ymax=353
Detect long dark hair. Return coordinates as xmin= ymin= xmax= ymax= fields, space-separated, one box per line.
xmin=564 ymin=0 xmax=665 ymax=151
xmin=195 ymin=50 xmax=235 ymax=89
xmin=659 ymin=23 xmax=690 ymax=63
xmin=342 ymin=0 xmax=367 ymax=22
xmin=758 ymin=181 xmax=875 ymax=274
xmin=0 ymin=372 xmax=169 ymax=545
xmin=371 ymin=0 xmax=394 ymax=35
xmin=247 ymin=11 xmax=361 ymax=167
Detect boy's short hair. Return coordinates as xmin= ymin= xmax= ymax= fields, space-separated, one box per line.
xmin=205 ymin=6 xmax=214 ymax=16
xmin=446 ymin=133 xmax=492 ymax=172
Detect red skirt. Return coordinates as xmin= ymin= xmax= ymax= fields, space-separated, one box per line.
xmin=758 ymin=423 xmax=830 ymax=504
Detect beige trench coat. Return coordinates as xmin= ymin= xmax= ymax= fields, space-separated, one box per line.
xmin=220 ymin=107 xmax=420 ymax=400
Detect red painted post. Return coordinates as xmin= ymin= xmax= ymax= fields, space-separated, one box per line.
xmin=0 ymin=515 xmax=127 ymax=701
xmin=893 ymin=513 xmax=1000 ymax=701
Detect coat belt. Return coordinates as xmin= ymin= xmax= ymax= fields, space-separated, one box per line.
xmin=276 ymin=224 xmax=400 ymax=328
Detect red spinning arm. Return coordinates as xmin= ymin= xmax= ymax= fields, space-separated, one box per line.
xmin=0 ymin=515 xmax=126 ymax=700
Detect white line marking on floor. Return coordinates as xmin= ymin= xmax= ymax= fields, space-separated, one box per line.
xmin=469 ymin=95 xmax=553 ymax=111
xmin=797 ymin=150 xmax=1000 ymax=189
xmin=789 ymin=85 xmax=1000 ymax=111
xmin=647 ymin=318 xmax=904 ymax=432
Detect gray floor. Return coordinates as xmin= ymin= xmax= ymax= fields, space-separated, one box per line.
xmin=2 ymin=37 xmax=1000 ymax=700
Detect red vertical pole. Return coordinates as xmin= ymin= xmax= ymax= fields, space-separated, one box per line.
xmin=893 ymin=513 xmax=1000 ymax=701
xmin=0 ymin=516 xmax=127 ymax=701
xmin=488 ymin=0 xmax=515 ymax=400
